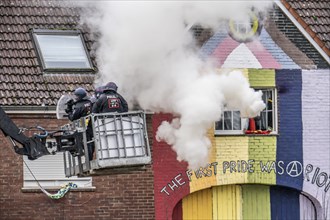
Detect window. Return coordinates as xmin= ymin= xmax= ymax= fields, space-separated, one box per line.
xmin=23 ymin=152 xmax=93 ymax=189
xmin=215 ymin=89 xmax=277 ymax=135
xmin=32 ymin=29 xmax=93 ymax=71
xmin=215 ymin=111 xmax=248 ymax=134
xmin=228 ymin=11 xmax=263 ymax=43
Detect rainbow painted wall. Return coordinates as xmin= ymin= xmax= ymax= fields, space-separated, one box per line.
xmin=152 ymin=68 xmax=329 ymax=220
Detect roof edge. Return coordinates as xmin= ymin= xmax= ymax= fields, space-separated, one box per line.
xmin=276 ymin=0 xmax=330 ymax=64
xmin=1 ymin=105 xmax=56 ymax=114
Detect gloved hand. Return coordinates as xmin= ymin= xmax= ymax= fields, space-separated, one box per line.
xmin=65 ymin=99 xmax=74 ymax=113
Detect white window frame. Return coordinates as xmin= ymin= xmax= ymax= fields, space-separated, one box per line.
xmin=214 ymin=110 xmax=248 ymax=135
xmin=23 ymin=152 xmax=93 ymax=190
xmin=32 ymin=29 xmax=93 ymax=72
xmin=215 ymin=88 xmax=277 ymax=135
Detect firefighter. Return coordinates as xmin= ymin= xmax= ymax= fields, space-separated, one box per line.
xmin=65 ymin=87 xmax=94 ymax=160
xmin=92 ymin=82 xmax=128 ymax=113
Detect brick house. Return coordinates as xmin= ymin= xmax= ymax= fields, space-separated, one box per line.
xmin=0 ymin=1 xmax=329 ymax=220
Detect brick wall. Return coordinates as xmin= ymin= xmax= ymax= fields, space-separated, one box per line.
xmin=152 ymin=113 xmax=189 ymax=220
xmin=302 ymin=70 xmax=330 ymax=219
xmin=275 ymin=69 xmax=303 ymax=190
xmin=0 ymin=113 xmax=155 ymax=220
xmin=272 ymin=6 xmax=329 ymax=69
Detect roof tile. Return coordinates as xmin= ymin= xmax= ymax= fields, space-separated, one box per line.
xmin=285 ymin=0 xmax=330 ymax=55
xmin=0 ymin=0 xmax=97 ymax=106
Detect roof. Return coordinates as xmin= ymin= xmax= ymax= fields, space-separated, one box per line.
xmin=0 ymin=0 xmax=95 ymax=107
xmin=281 ymin=0 xmax=330 ymax=56
xmin=0 ymin=0 xmax=328 ymax=108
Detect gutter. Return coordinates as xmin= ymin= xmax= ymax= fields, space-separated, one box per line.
xmin=275 ymin=0 xmax=330 ymax=65
xmin=2 ymin=105 xmax=56 ymax=114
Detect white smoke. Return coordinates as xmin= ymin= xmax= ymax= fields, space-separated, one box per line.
xmin=70 ymin=1 xmax=272 ymax=169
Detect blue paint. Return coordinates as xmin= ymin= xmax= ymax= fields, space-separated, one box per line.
xmin=199 ymin=31 xmax=228 ymax=60
xmin=275 ymin=70 xmax=303 ymax=191
xmin=259 ymin=29 xmax=300 ymax=69
xmin=270 ymin=186 xmax=300 ymax=220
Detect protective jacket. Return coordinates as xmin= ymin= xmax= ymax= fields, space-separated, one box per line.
xmin=92 ymin=91 xmax=128 ymax=114
xmin=67 ymin=98 xmax=92 ymax=121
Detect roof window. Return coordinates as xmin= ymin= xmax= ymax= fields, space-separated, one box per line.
xmin=32 ymin=29 xmax=93 ymax=71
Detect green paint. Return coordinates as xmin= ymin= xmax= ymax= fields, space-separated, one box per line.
xmin=242 ymin=185 xmax=271 ymax=220
xmin=248 ymin=69 xmax=275 ymax=87
xmin=248 ymin=136 xmax=277 ymax=184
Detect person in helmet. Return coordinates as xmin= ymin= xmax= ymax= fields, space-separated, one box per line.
xmin=65 ymin=87 xmax=94 ymax=160
xmin=92 ymin=82 xmax=128 ymax=113
xmin=90 ymin=86 xmax=105 ymax=104
xmin=65 ymin=87 xmax=92 ymax=121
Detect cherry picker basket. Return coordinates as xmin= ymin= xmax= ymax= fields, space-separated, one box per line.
xmin=63 ymin=111 xmax=151 ymax=177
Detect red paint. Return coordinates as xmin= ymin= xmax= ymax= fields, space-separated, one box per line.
xmin=153 ymin=113 xmax=190 ymax=220
xmin=211 ymin=37 xmax=240 ymax=67
xmin=246 ymin=40 xmax=282 ymax=69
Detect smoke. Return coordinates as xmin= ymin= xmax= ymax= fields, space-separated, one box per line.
xmin=70 ymin=1 xmax=272 ymax=169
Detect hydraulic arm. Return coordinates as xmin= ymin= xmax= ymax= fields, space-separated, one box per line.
xmin=0 ymin=106 xmax=51 ymax=160
xmin=0 ymin=106 xmax=83 ymax=160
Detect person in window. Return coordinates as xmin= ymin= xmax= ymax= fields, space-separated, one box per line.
xmin=65 ymin=87 xmax=94 ymax=160
xmin=92 ymin=82 xmax=128 ymax=114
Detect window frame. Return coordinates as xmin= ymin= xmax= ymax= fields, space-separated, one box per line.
xmin=214 ymin=88 xmax=278 ymax=135
xmin=31 ymin=29 xmax=94 ymax=72
xmin=214 ymin=110 xmax=248 ymax=135
xmin=23 ymin=151 xmax=93 ymax=190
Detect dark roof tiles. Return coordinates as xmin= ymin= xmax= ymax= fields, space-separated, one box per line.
xmin=284 ymin=0 xmax=330 ymax=55
xmin=0 ymin=0 xmax=96 ymax=107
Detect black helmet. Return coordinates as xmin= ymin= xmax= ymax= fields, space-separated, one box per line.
xmin=95 ymin=86 xmax=105 ymax=98
xmin=104 ymin=82 xmax=118 ymax=92
xmin=74 ymin=87 xmax=87 ymax=100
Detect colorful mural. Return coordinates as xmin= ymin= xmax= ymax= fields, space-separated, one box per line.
xmin=153 ymin=67 xmax=329 ymax=219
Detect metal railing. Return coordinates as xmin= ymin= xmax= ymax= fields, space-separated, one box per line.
xmin=63 ymin=111 xmax=151 ymax=177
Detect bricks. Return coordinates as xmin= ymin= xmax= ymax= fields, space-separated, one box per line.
xmin=272 ymin=6 xmax=329 ymax=68
xmin=0 ymin=113 xmax=155 ymax=219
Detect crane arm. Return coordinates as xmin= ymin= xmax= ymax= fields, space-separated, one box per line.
xmin=0 ymin=106 xmax=50 ymax=160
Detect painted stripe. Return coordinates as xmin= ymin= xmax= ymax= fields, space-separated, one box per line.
xmin=213 ymin=185 xmax=242 ymax=220
xmin=275 ymin=70 xmax=303 ymax=190
xmin=301 ymin=70 xmax=330 ymax=219
xmin=299 ymin=194 xmax=317 ymax=220
xmin=222 ymin=43 xmax=262 ymax=68
xmin=242 ymin=185 xmax=271 ymax=220
xmin=211 ymin=37 xmax=240 ymax=67
xmin=258 ymin=29 xmax=300 ymax=69
xmin=182 ymin=188 xmax=212 ymax=220
xmin=199 ymin=31 xmax=229 ymax=60
xmin=189 ymin=128 xmax=217 ymax=193
xmin=214 ymin=137 xmax=249 ymax=185
xmin=270 ymin=186 xmax=300 ymax=220
xmin=248 ymin=69 xmax=276 ymax=87
xmin=246 ymin=40 xmax=282 ymax=69
xmin=248 ymin=136 xmax=277 ymax=185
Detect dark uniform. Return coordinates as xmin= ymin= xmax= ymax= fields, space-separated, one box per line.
xmin=92 ymin=82 xmax=128 ymax=113
xmin=67 ymin=98 xmax=92 ymax=121
xmin=65 ymin=88 xmax=94 ymax=160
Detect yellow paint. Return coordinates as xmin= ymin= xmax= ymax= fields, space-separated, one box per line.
xmin=248 ymin=69 xmax=275 ymax=87
xmin=212 ymin=185 xmax=242 ymax=220
xmin=242 ymin=185 xmax=271 ymax=220
xmin=189 ymin=128 xmax=217 ymax=193
xmin=214 ymin=137 xmax=249 ymax=185
xmin=183 ymin=188 xmax=212 ymax=220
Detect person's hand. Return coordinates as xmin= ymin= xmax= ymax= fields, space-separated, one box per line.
xmin=66 ymin=99 xmax=74 ymax=107
xmin=65 ymin=99 xmax=74 ymax=113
